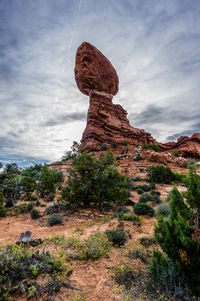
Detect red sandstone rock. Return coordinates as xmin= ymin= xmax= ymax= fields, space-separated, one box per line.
xmin=74 ymin=42 xmax=200 ymax=158
xmin=75 ymin=42 xmax=118 ymax=96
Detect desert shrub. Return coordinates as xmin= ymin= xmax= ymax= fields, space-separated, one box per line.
xmin=105 ymin=228 xmax=128 ymax=246
xmin=47 ymin=213 xmax=62 ymax=226
xmin=122 ymin=140 xmax=129 ymax=146
xmin=20 ymin=176 xmax=37 ymax=201
xmin=122 ymin=212 xmax=141 ymax=224
xmin=149 ymin=143 xmax=160 ymax=152
xmin=128 ymin=245 xmax=148 ymax=263
xmin=64 ymin=232 xmax=112 ymax=260
xmin=0 ymin=244 xmax=72 ymax=300
xmin=186 ymin=164 xmax=200 ymax=228
xmin=133 ymin=203 xmax=155 ymax=217
xmin=99 ymin=143 xmax=107 ymax=151
xmin=27 ymin=202 xmax=34 ymax=211
xmin=172 ymin=149 xmax=180 ymax=157
xmin=153 ymin=186 xmax=200 ymax=295
xmin=151 ymin=194 xmax=162 ymax=204
xmin=0 ymin=191 xmax=6 ymax=217
xmin=157 ymin=203 xmax=170 ymax=217
xmin=150 ymin=249 xmax=186 ymax=297
xmin=114 ymin=264 xmax=135 ymax=289
xmin=147 ymin=165 xmax=178 ymax=184
xmin=150 ymin=190 xmax=161 ymax=197
xmin=143 ymin=142 xmax=149 ymax=149
xmin=131 ymin=176 xmax=141 ymax=181
xmin=61 ymin=151 xmax=129 ymax=209
xmin=45 ymin=203 xmax=66 ymax=214
xmin=38 ymin=165 xmax=56 ymax=198
xmin=139 ymin=236 xmax=156 ymax=247
xmin=136 ymin=188 xmax=144 ymax=195
xmin=139 ymin=167 xmax=144 ymax=172
xmin=149 ymin=182 xmax=156 ymax=190
xmin=111 ymin=142 xmax=118 ymax=149
xmin=62 ymin=141 xmax=82 ymax=161
xmin=139 ymin=193 xmax=153 ymax=203
xmin=133 ymin=153 xmax=142 ymax=161
xmin=30 ymin=208 xmax=40 ymax=219
xmin=113 ymin=207 xmax=130 ymax=219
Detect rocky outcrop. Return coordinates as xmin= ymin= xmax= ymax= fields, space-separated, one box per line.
xmin=74 ymin=42 xmax=200 ymax=158
xmin=75 ymin=42 xmax=156 ymax=152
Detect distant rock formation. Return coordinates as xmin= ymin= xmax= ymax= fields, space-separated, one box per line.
xmin=75 ymin=42 xmax=156 ymax=152
xmin=74 ymin=42 xmax=200 ymax=158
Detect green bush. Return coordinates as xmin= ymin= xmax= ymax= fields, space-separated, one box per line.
xmin=0 ymin=191 xmax=6 ymax=217
xmin=153 ymin=186 xmax=200 ymax=295
xmin=139 ymin=236 xmax=156 ymax=247
xmin=0 ymin=244 xmax=72 ymax=300
xmin=30 ymin=208 xmax=41 ymax=219
xmin=111 ymin=142 xmax=118 ymax=149
xmin=122 ymin=212 xmax=141 ymax=224
xmin=133 ymin=203 xmax=155 ymax=217
xmin=150 ymin=249 xmax=186 ymax=297
xmin=157 ymin=203 xmax=170 ymax=217
xmin=38 ymin=165 xmax=56 ymax=198
xmin=147 ymin=165 xmax=178 ymax=184
xmin=61 ymin=151 xmax=129 ymax=209
xmin=64 ymin=232 xmax=112 ymax=260
xmin=131 ymin=176 xmax=141 ymax=181
xmin=172 ymin=149 xmax=180 ymax=157
xmin=114 ymin=264 xmax=135 ymax=289
xmin=143 ymin=143 xmax=149 ymax=149
xmin=136 ymin=188 xmax=144 ymax=195
xmin=122 ymin=140 xmax=129 ymax=146
xmin=47 ymin=213 xmax=62 ymax=226
xmin=149 ymin=143 xmax=160 ymax=152
xmin=113 ymin=207 xmax=129 ymax=219
xmin=99 ymin=143 xmax=107 ymax=151
xmin=105 ymin=228 xmax=128 ymax=246
xmin=139 ymin=193 xmax=153 ymax=203
xmin=128 ymin=246 xmax=148 ymax=263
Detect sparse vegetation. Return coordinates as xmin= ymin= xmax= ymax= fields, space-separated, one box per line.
xmin=0 ymin=191 xmax=6 ymax=217
xmin=172 ymin=149 xmax=180 ymax=157
xmin=99 ymin=143 xmax=107 ymax=151
xmin=147 ymin=165 xmax=178 ymax=184
xmin=157 ymin=203 xmax=170 ymax=217
xmin=30 ymin=208 xmax=41 ymax=219
xmin=47 ymin=213 xmax=62 ymax=226
xmin=105 ymin=228 xmax=129 ymax=246
xmin=133 ymin=203 xmax=155 ymax=217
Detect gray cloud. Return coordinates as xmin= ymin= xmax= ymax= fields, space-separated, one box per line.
xmin=0 ymin=0 xmax=200 ymax=162
xmin=167 ymin=123 xmax=200 ymax=141
xmin=41 ymin=112 xmax=87 ymax=127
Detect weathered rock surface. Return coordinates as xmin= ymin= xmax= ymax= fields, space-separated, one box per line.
xmin=75 ymin=42 xmax=118 ymax=96
xmin=75 ymin=42 xmax=156 ymax=152
xmin=75 ymin=42 xmax=200 ymax=158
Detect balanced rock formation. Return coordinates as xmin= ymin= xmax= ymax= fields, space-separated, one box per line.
xmin=75 ymin=42 xmax=156 ymax=152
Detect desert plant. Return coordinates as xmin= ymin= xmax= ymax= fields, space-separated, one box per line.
xmin=0 ymin=191 xmax=6 ymax=217
xmin=149 ymin=143 xmax=160 ymax=152
xmin=105 ymin=228 xmax=128 ymax=246
xmin=153 ymin=187 xmax=200 ymax=295
xmin=133 ymin=203 xmax=155 ymax=217
xmin=122 ymin=212 xmax=141 ymax=224
xmin=38 ymin=165 xmax=56 ymax=198
xmin=99 ymin=143 xmax=107 ymax=151
xmin=111 ymin=141 xmax=118 ymax=149
xmin=61 ymin=151 xmax=129 ymax=209
xmin=64 ymin=232 xmax=112 ymax=260
xmin=173 ymin=149 xmax=180 ymax=157
xmin=114 ymin=264 xmax=135 ymax=289
xmin=128 ymin=245 xmax=148 ymax=263
xmin=30 ymin=208 xmax=40 ymax=219
xmin=131 ymin=176 xmax=141 ymax=181
xmin=139 ymin=193 xmax=153 ymax=203
xmin=122 ymin=140 xmax=129 ymax=146
xmin=157 ymin=203 xmax=170 ymax=217
xmin=113 ymin=207 xmax=130 ymax=219
xmin=47 ymin=213 xmax=62 ymax=226
xmin=136 ymin=188 xmax=144 ymax=195
xmin=139 ymin=236 xmax=156 ymax=247
xmin=147 ymin=165 xmax=178 ymax=184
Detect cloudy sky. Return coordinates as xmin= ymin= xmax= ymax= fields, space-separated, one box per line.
xmin=0 ymin=0 xmax=200 ymax=165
